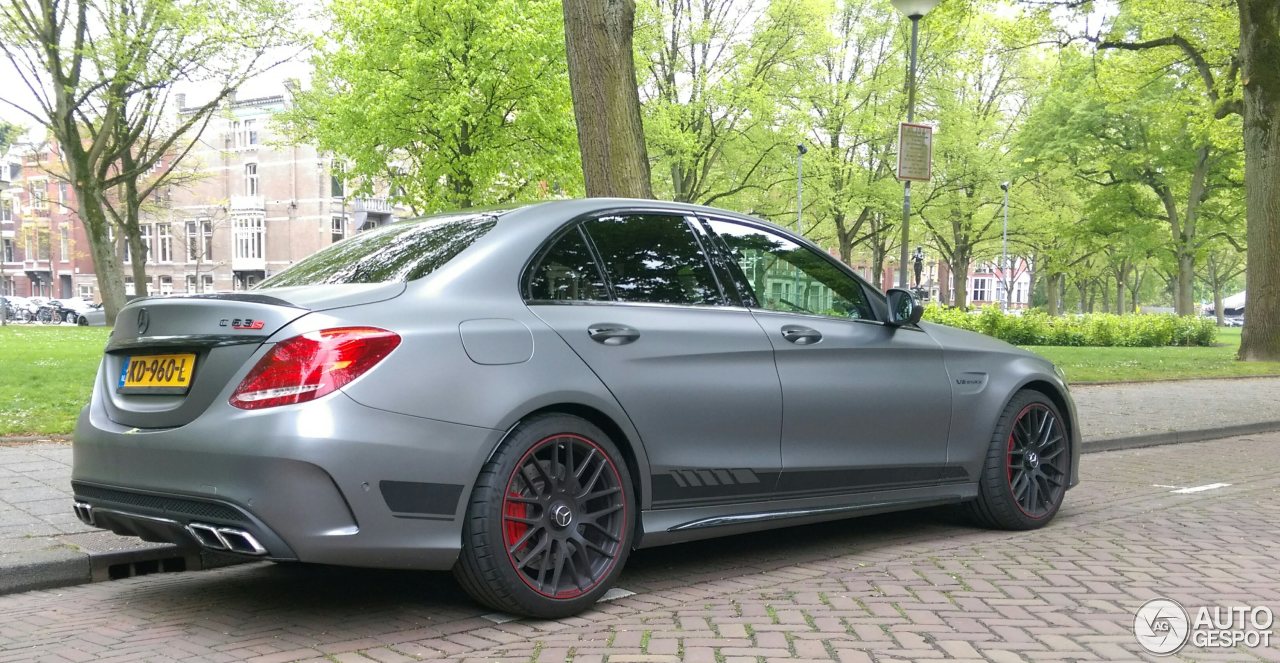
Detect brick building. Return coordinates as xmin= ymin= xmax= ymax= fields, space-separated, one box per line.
xmin=0 ymin=145 xmax=96 ymax=300
xmin=1 ymin=86 xmax=404 ymax=302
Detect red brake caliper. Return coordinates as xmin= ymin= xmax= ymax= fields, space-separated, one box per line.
xmin=503 ymin=491 xmax=528 ymax=552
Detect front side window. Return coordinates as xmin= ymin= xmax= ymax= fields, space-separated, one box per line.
xmin=582 ymin=214 xmax=721 ymax=306
xmin=705 ymin=219 xmax=874 ymax=320
xmin=526 ymin=227 xmax=607 ymax=302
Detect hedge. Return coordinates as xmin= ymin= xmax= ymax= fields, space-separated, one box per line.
xmin=920 ymin=305 xmax=1218 ymax=347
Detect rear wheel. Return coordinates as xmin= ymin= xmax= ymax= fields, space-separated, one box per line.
xmin=967 ymin=390 xmax=1069 ymax=530
xmin=454 ymin=414 xmax=633 ymax=618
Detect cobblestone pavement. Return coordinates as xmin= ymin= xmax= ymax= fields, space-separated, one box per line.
xmin=0 ymin=433 xmax=1276 ymax=662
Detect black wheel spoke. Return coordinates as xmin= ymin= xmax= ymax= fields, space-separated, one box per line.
xmin=515 ymin=537 xmax=550 ymax=570
xmin=582 ymin=519 xmax=622 ymax=542
xmin=575 ymin=448 xmax=598 ymax=481
xmin=580 ymin=485 xmax=621 ymax=502
xmin=508 ymin=524 xmax=543 ymax=554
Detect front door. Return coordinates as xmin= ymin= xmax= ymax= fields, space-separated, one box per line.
xmin=526 ymin=213 xmax=783 ymax=509
xmin=702 ymin=218 xmax=953 ymax=499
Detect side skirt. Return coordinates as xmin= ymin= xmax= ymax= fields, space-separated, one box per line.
xmin=635 ymin=483 xmax=977 ymax=548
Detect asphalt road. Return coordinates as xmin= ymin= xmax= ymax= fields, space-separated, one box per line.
xmin=0 ymin=433 xmax=1277 ymax=662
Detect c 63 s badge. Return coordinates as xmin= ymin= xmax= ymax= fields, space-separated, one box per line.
xmin=220 ymin=318 xmax=265 ymax=330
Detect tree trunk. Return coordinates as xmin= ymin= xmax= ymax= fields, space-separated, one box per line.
xmin=1046 ymin=272 xmax=1061 ymax=316
xmin=81 ymin=201 xmax=127 ymax=322
xmin=1176 ymin=250 xmax=1195 ymax=315
xmin=1214 ymin=286 xmax=1225 ymax=325
xmin=1101 ymin=276 xmax=1111 ymax=314
xmin=951 ymin=252 xmax=970 ymax=309
xmin=1238 ymin=0 xmax=1280 ymax=360
xmin=562 ymin=0 xmax=653 ymax=198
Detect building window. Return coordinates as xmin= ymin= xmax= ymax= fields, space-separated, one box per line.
xmin=79 ymin=283 xmax=94 ymax=300
xmin=245 ymin=163 xmax=259 ymax=196
xmin=124 ymin=277 xmax=135 ymax=296
xmin=234 ymin=216 xmax=264 ymax=260
xmin=972 ymin=277 xmax=991 ymax=302
xmin=202 ymin=274 xmax=214 ymax=293
xmin=140 ymin=225 xmax=153 ymax=263
xmin=185 ymin=274 xmax=197 ymax=293
xmin=0 ymin=198 xmax=11 ymax=221
xmin=185 ymin=219 xmax=213 ymax=261
xmin=244 ymin=119 xmax=258 ymax=146
xmin=28 ymin=182 xmax=47 ymax=210
xmin=1014 ymin=283 xmax=1024 ymax=304
xmin=331 ymin=216 xmax=345 ymax=243
xmin=157 ymin=224 xmax=172 ymax=263
xmin=60 ymin=226 xmax=69 ymax=262
xmin=158 ymin=276 xmax=173 ymax=295
xmin=2 ymin=239 xmax=12 ymax=263
xmin=330 ymin=162 xmax=345 ymax=198
xmin=58 ymin=182 xmax=69 ymax=205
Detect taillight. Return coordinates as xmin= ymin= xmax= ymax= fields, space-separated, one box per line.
xmin=230 ymin=327 xmax=400 ymax=410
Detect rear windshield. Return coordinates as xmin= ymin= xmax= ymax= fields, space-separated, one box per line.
xmin=259 ymin=212 xmax=499 ymax=287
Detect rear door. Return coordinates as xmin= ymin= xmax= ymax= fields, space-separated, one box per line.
xmin=526 ymin=213 xmax=783 ymax=509
xmin=701 ymin=218 xmax=953 ymax=498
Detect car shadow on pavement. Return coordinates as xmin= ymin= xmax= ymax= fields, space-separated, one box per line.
xmin=79 ymin=506 xmax=984 ymax=631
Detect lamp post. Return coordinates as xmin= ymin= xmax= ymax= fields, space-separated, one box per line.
xmin=892 ymin=0 xmax=940 ymax=289
xmin=1000 ymin=180 xmax=1009 ymax=311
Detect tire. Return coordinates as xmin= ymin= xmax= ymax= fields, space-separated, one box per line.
xmin=454 ymin=413 xmax=634 ymax=618
xmin=966 ymin=390 xmax=1070 ymax=530
xmin=77 ymin=316 xmax=88 ymax=326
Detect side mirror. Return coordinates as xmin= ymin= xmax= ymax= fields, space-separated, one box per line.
xmin=886 ymin=288 xmax=923 ymax=327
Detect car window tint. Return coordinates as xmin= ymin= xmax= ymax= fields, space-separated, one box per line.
xmin=526 ymin=227 xmax=608 ymax=302
xmin=705 ymin=219 xmax=874 ymax=320
xmin=583 ymin=214 xmax=722 ymax=306
xmin=259 ymin=212 xmax=500 ymax=287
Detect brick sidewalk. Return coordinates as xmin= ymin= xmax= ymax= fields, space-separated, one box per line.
xmin=0 ymin=430 xmax=1277 ymax=660
xmin=2 ymin=377 xmax=1280 ymax=597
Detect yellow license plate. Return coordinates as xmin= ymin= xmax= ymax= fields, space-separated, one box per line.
xmin=117 ymin=353 xmax=197 ymax=394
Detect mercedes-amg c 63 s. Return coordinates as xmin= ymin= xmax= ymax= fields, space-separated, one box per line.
xmin=72 ymin=199 xmax=1079 ymax=617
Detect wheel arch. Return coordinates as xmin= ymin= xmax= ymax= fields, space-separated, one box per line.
xmin=485 ymin=401 xmax=651 ymax=513
xmin=1017 ymin=379 xmax=1074 ymax=443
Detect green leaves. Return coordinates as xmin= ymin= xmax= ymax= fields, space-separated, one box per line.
xmin=280 ymin=0 xmax=580 ymax=213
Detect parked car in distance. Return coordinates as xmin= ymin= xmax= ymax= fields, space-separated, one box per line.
xmin=75 ymin=302 xmax=107 ymax=326
xmin=72 ymin=199 xmax=1080 ymax=618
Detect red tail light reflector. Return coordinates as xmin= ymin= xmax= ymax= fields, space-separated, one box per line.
xmin=230 ymin=327 xmax=400 ymax=410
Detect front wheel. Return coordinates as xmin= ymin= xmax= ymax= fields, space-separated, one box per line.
xmin=966 ymin=390 xmax=1070 ymax=530
xmin=454 ymin=414 xmax=634 ymax=618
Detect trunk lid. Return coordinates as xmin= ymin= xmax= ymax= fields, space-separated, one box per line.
xmin=100 ymin=283 xmax=404 ymax=429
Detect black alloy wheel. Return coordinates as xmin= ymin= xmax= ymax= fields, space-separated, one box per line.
xmin=1004 ymin=402 xmax=1068 ymax=519
xmin=455 ymin=414 xmax=633 ymax=618
xmin=968 ymin=390 xmax=1070 ymax=530
xmin=501 ymin=433 xmax=626 ymax=599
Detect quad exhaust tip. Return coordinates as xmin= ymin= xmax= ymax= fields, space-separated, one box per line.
xmin=186 ymin=522 xmax=268 ymax=556
xmin=73 ymin=501 xmax=95 ymax=526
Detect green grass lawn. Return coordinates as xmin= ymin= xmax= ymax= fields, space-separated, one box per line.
xmin=0 ymin=324 xmax=1277 ymax=436
xmin=0 ymin=325 xmax=110 ymax=436
xmin=1024 ymin=328 xmax=1280 ymax=384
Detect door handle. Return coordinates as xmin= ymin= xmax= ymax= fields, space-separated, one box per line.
xmin=781 ymin=325 xmax=822 ymax=345
xmin=588 ymin=324 xmax=641 ymax=345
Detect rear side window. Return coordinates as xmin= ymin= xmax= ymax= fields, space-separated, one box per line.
xmin=259 ymin=213 xmax=498 ymax=287
xmin=526 ymin=227 xmax=608 ymax=302
xmin=583 ymin=214 xmax=722 ymax=306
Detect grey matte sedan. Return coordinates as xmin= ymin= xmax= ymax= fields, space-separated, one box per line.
xmin=73 ymin=199 xmax=1079 ymax=617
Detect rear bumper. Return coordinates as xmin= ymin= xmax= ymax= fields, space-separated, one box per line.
xmin=72 ymin=389 xmax=505 ymax=570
